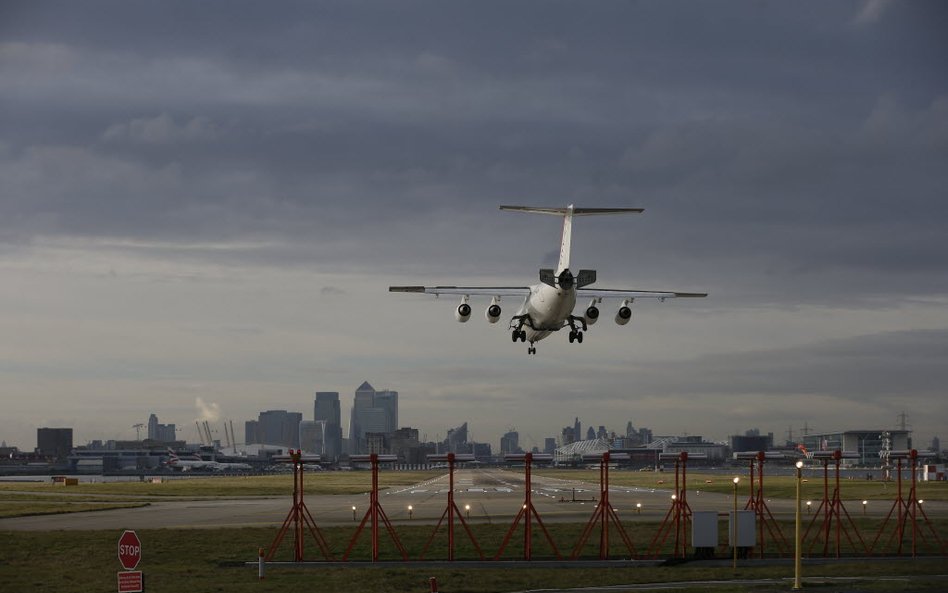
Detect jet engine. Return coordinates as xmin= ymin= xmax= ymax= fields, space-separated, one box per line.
xmin=615 ymin=303 xmax=632 ymax=326
xmin=485 ymin=300 xmax=502 ymax=324
xmin=584 ymin=302 xmax=600 ymax=326
xmin=455 ymin=302 xmax=472 ymax=323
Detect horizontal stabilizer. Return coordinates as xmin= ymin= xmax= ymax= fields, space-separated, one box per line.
xmin=500 ymin=205 xmax=643 ymax=216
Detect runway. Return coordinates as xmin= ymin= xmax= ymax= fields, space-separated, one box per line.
xmin=0 ymin=468 xmax=911 ymax=531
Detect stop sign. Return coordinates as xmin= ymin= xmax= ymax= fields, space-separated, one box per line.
xmin=117 ymin=530 xmax=142 ymax=570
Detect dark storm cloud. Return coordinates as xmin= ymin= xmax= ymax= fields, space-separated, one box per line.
xmin=1 ymin=1 xmax=946 ymax=303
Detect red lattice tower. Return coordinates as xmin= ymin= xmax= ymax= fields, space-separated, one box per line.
xmin=493 ymin=452 xmax=562 ymax=560
xmin=342 ymin=454 xmax=408 ymax=561
xmin=870 ymin=449 xmax=945 ymax=557
xmin=264 ymin=450 xmax=334 ymax=562
xmin=736 ymin=451 xmax=789 ymax=557
xmin=419 ymin=452 xmax=484 ymax=560
xmin=802 ymin=450 xmax=868 ymax=557
xmin=571 ymin=451 xmax=637 ymax=559
xmin=647 ymin=451 xmax=708 ymax=558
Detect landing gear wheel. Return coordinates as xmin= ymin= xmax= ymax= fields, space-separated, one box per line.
xmin=511 ymin=330 xmax=519 ymax=342
xmin=576 ymin=331 xmax=583 ymax=343
xmin=568 ymin=331 xmax=576 ymax=343
xmin=519 ymin=330 xmax=527 ymax=342
xmin=527 ymin=346 xmax=536 ymax=355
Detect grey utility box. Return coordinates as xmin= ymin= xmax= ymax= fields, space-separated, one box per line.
xmin=728 ymin=510 xmax=756 ymax=547
xmin=692 ymin=511 xmax=719 ymax=548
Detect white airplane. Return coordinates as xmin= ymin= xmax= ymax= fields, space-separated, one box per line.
xmin=390 ymin=205 xmax=707 ymax=354
xmin=165 ymin=448 xmax=251 ymax=472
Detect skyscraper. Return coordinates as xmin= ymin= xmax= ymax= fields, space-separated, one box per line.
xmin=348 ymin=381 xmax=399 ymax=454
xmin=257 ymin=410 xmax=302 ymax=449
xmin=500 ymin=430 xmax=520 ymax=454
xmin=314 ymin=392 xmax=342 ymax=460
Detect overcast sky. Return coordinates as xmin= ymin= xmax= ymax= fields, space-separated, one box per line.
xmin=1 ymin=1 xmax=946 ymax=451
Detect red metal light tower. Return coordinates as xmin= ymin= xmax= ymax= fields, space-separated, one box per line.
xmin=870 ymin=449 xmax=945 ymax=556
xmin=571 ymin=451 xmax=637 ymax=560
xmin=342 ymin=454 xmax=409 ymax=561
xmin=264 ymin=450 xmax=334 ymax=562
xmin=419 ymin=453 xmax=484 ymax=560
xmin=737 ymin=451 xmax=789 ymax=557
xmin=647 ymin=451 xmax=706 ymax=558
xmin=493 ymin=452 xmax=562 ymax=561
xmin=802 ymin=450 xmax=868 ymax=557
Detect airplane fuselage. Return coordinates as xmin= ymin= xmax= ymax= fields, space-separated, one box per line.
xmin=518 ymin=282 xmax=577 ymax=343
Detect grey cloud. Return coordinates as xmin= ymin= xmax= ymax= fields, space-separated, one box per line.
xmin=102 ymin=113 xmax=218 ymax=144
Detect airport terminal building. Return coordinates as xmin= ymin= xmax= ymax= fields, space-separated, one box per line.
xmin=801 ymin=430 xmax=911 ymax=466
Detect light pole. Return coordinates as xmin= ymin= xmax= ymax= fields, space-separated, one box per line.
xmin=352 ymin=505 xmax=357 ymax=521
xmin=862 ymin=500 xmax=867 ymax=516
xmin=465 ymin=504 xmax=470 ymax=519
xmin=732 ymin=476 xmax=740 ymax=570
xmin=794 ymin=460 xmax=804 ymax=590
xmin=806 ymin=500 xmax=812 ymax=514
xmin=636 ymin=502 xmax=642 ymax=514
xmin=408 ymin=505 xmax=413 ymax=520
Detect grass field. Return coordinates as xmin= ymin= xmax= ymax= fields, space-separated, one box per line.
xmin=533 ymin=469 xmax=948 ymax=501
xmin=0 ymin=501 xmax=150 ymax=518
xmin=1 ymin=522 xmax=946 ymax=593
xmin=0 ymin=470 xmax=442 ymax=498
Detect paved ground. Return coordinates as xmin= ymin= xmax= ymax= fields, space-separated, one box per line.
xmin=0 ymin=468 xmax=938 ymax=532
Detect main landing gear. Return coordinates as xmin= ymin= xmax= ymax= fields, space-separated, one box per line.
xmin=567 ymin=315 xmax=586 ymax=345
xmin=510 ymin=329 xmax=527 ymax=342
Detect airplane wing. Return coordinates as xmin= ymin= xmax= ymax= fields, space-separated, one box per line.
xmin=390 ymin=286 xmax=531 ymax=297
xmin=577 ymin=288 xmax=708 ymax=299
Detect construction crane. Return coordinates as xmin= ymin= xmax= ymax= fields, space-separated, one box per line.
xmin=132 ymin=423 xmax=144 ymax=440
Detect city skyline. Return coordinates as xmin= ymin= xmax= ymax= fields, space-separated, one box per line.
xmin=7 ymin=382 xmax=932 ymax=456
xmin=2 ymin=2 xmax=946 ymax=450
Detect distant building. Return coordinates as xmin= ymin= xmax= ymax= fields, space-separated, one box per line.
xmin=256 ymin=410 xmax=303 ymax=448
xmin=471 ymin=442 xmax=492 ymax=459
xmin=348 ymin=381 xmax=398 ymax=454
xmin=544 ymin=437 xmax=557 ymax=454
xmin=586 ymin=426 xmax=596 ymax=440
xmin=365 ymin=432 xmax=387 ymax=454
xmin=299 ymin=420 xmax=327 ymax=455
xmin=664 ymin=435 xmax=727 ymax=461
xmin=802 ymin=430 xmax=911 ymax=466
xmin=37 ymin=427 xmax=73 ymax=460
xmin=445 ymin=422 xmax=468 ymax=453
xmin=500 ymin=430 xmax=520 ymax=455
xmin=245 ymin=420 xmax=259 ymax=445
xmin=561 ymin=426 xmax=575 ymax=445
xmin=147 ymin=414 xmax=176 ymax=443
xmin=314 ymin=392 xmax=343 ymax=460
xmin=730 ymin=433 xmax=774 ymax=453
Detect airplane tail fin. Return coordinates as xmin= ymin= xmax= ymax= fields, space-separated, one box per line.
xmin=499 ymin=205 xmax=643 ymax=274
